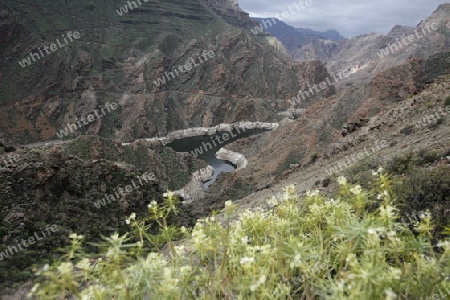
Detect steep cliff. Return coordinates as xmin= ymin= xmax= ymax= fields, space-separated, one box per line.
xmin=0 ymin=0 xmax=332 ymax=144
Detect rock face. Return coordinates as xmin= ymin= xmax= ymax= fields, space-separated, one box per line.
xmin=293 ymin=4 xmax=450 ymax=87
xmin=292 ymin=39 xmax=340 ymax=62
xmin=204 ymin=0 xmax=257 ymax=28
xmin=0 ymin=0 xmax=333 ymax=144
xmin=342 ymin=118 xmax=369 ymax=136
xmin=173 ymin=165 xmax=214 ymax=205
xmin=193 ymin=165 xmax=215 ymax=182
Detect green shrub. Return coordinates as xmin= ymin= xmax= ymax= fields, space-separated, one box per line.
xmin=343 ymin=155 xmax=383 ymax=188
xmin=393 ymin=165 xmax=450 ymax=237
xmin=445 ymin=96 xmax=450 ymax=107
xmin=30 ymin=174 xmax=450 ymax=299
xmin=386 ymin=150 xmax=441 ymax=175
xmin=310 ymin=152 xmax=319 ymax=163
xmin=399 ymin=125 xmax=414 ymax=135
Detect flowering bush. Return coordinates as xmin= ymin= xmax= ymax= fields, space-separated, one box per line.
xmin=30 ymin=172 xmax=450 ymax=299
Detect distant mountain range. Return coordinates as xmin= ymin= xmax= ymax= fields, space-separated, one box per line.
xmin=251 ymin=17 xmax=345 ymax=52
xmin=252 ymin=4 xmax=450 ymax=87
xmin=293 ymin=3 xmax=450 ymax=86
xmin=295 ymin=27 xmax=346 ymax=41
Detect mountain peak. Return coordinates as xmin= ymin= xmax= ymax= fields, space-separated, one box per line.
xmin=204 ymin=0 xmax=256 ymax=27
xmin=250 ymin=17 xmax=345 ymax=52
xmin=435 ymin=3 xmax=450 ymax=12
xmin=387 ymin=25 xmax=414 ymax=37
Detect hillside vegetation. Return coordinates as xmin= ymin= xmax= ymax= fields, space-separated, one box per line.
xmin=29 ymin=171 xmax=450 ymax=299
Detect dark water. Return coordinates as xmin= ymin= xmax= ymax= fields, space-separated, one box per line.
xmin=167 ymin=128 xmax=265 ymax=188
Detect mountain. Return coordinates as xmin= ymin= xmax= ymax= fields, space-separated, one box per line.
xmin=218 ymin=51 xmax=450 ymax=201
xmin=291 ymin=38 xmax=340 ymax=62
xmin=0 ymin=0 xmax=331 ymax=144
xmin=1 ymin=1 xmax=450 ymax=297
xmin=0 ymin=0 xmax=335 ymax=293
xmin=295 ymin=28 xmax=346 ymax=41
xmin=250 ymin=17 xmax=345 ymax=53
xmin=293 ymin=3 xmax=450 ymax=86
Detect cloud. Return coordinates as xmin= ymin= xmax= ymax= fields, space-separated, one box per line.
xmin=237 ymin=0 xmax=446 ymax=37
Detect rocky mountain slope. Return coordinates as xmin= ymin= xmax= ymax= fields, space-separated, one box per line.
xmin=295 ymin=28 xmax=345 ymax=41
xmin=0 ymin=0 xmax=334 ymax=293
xmin=0 ymin=0 xmax=331 ymax=144
xmin=251 ymin=17 xmax=345 ymax=53
xmin=0 ymin=135 xmax=210 ymax=292
xmin=1 ymin=1 xmax=450 ymax=297
xmin=293 ymin=4 xmax=450 ymax=87
xmin=215 ymin=51 xmax=450 ymax=204
xmin=232 ymin=73 xmax=450 ymax=212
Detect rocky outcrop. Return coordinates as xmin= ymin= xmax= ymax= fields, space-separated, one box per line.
xmin=292 ymin=39 xmax=340 ymax=62
xmin=174 ymin=165 xmax=215 ymax=205
xmin=216 ymin=148 xmax=247 ymax=170
xmin=278 ymin=109 xmax=306 ymax=119
xmin=203 ymin=0 xmax=257 ymax=28
xmin=0 ymin=137 xmax=17 ymax=153
xmin=342 ymin=118 xmax=369 ymax=136
xmin=193 ymin=165 xmax=215 ymax=182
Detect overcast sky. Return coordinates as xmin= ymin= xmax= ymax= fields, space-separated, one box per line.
xmin=237 ymin=0 xmax=447 ymax=38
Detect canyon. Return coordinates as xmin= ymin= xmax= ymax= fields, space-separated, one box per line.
xmin=0 ymin=0 xmax=449 ymax=296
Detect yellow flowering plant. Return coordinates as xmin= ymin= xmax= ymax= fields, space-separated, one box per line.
xmin=29 ymin=170 xmax=450 ymax=299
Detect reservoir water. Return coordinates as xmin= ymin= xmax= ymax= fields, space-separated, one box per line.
xmin=167 ymin=128 xmax=265 ymax=187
